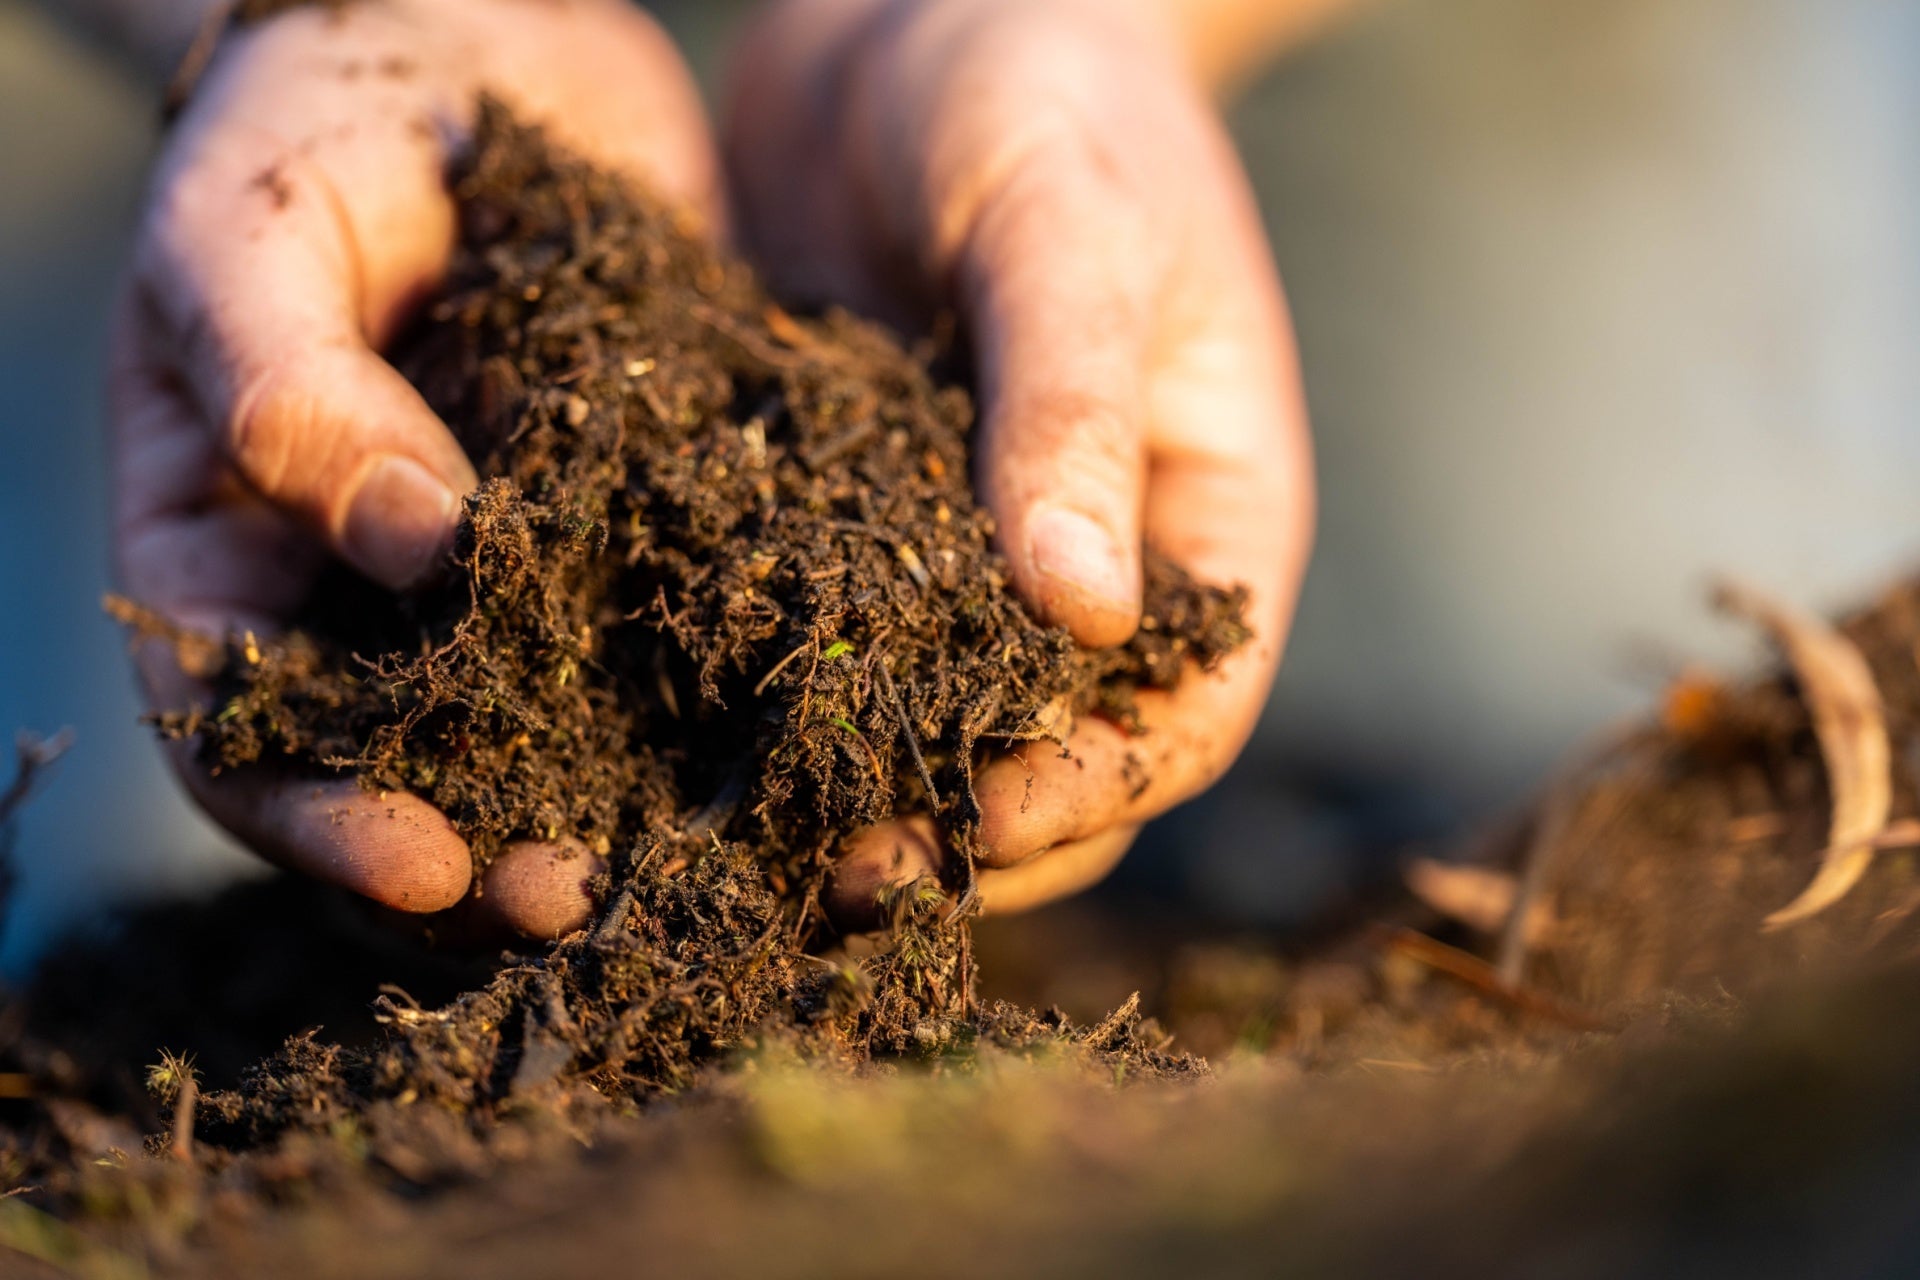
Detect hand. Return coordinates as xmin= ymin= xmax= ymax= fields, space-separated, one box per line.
xmin=724 ymin=0 xmax=1315 ymax=922
xmin=112 ymin=0 xmax=719 ymax=938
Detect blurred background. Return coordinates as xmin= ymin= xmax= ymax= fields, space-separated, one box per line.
xmin=1 ymin=0 xmax=1916 ymax=968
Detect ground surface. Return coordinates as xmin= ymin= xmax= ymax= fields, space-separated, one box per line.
xmin=8 ymin=89 xmax=1920 ymax=1280
xmin=16 ymin=565 xmax=1920 ymax=1275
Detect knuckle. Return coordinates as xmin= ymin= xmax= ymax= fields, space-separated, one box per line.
xmin=968 ymin=113 xmax=1150 ymax=255
xmin=955 ymin=137 xmax=1159 ymax=357
xmin=860 ymin=1 xmax=1168 ymax=293
xmin=222 ymin=356 xmax=315 ymax=499
xmin=1003 ymin=387 xmax=1138 ymax=470
xmin=140 ymin=150 xmax=248 ymax=292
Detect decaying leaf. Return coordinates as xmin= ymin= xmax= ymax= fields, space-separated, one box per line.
xmin=1714 ymin=579 xmax=1893 ymax=929
xmin=1406 ymin=858 xmax=1516 ymax=932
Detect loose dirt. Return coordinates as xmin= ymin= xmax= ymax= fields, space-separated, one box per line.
xmin=104 ymin=98 xmax=1239 ymax=1158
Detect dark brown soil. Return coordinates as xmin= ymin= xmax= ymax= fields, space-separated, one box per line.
xmin=175 ymin=100 xmax=1243 ymax=875
xmin=107 ymin=98 xmax=1243 ymax=1160
xmin=14 ymin=566 xmax=1920 ymax=1273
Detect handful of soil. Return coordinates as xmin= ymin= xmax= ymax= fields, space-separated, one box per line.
xmin=129 ymin=101 xmax=1246 ymax=1141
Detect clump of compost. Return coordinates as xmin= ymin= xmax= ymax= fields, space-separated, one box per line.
xmin=134 ymin=100 xmax=1243 ymax=1144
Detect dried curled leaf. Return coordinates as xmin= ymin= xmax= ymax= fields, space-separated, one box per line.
xmin=1714 ymin=579 xmax=1892 ymax=929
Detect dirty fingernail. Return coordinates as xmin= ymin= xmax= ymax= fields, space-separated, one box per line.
xmin=1028 ymin=505 xmax=1137 ymax=611
xmin=343 ymin=455 xmax=460 ymax=589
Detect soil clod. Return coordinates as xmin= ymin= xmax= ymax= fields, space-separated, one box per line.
xmin=115 ymin=100 xmax=1248 ymax=1147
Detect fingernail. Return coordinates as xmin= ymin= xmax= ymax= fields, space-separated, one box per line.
xmin=1028 ymin=505 xmax=1137 ymax=610
xmin=343 ymin=455 xmax=460 ymax=588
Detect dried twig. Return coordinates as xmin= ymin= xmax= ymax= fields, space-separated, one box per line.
xmin=1382 ymin=927 xmax=1611 ymax=1032
xmin=753 ymin=640 xmax=813 ymax=698
xmin=876 ymin=663 xmax=940 ymax=811
xmin=0 ymin=732 xmax=72 ymax=829
xmin=1715 ymin=579 xmax=1893 ymax=929
xmin=145 ymin=1050 xmax=198 ymax=1164
xmin=0 ymin=731 xmax=74 ymax=928
xmin=819 ymin=719 xmax=884 ymax=784
xmin=170 ymin=1076 xmax=198 ymax=1164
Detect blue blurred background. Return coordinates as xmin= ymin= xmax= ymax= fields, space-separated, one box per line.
xmin=1 ymin=0 xmax=1917 ymax=966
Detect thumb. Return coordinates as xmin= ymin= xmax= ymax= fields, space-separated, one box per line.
xmin=137 ymin=143 xmax=477 ymax=591
xmin=957 ymin=142 xmax=1155 ymax=649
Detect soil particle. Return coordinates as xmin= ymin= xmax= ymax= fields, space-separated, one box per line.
xmin=249 ymin=163 xmax=291 ymax=210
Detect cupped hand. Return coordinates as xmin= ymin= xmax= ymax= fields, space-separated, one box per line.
xmin=724 ymin=0 xmax=1315 ymax=922
xmin=112 ymin=0 xmax=719 ymax=938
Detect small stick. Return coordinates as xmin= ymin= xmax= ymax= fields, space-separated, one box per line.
xmin=804 ymin=423 xmax=880 ymax=472
xmin=876 ymin=664 xmax=939 ymax=811
xmin=1383 ymin=926 xmax=1612 ymax=1033
xmin=753 ymin=640 xmax=813 ymax=698
xmin=0 ymin=731 xmax=72 ymax=828
xmin=689 ymin=304 xmax=806 ymax=370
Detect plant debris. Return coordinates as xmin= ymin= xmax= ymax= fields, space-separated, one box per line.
xmin=1713 ymin=578 xmax=1893 ymax=927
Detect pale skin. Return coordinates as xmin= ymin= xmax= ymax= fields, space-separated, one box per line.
xmin=74 ymin=0 xmax=1321 ymax=938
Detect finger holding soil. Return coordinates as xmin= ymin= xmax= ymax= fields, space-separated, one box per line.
xmin=829 ymin=815 xmax=1142 ymax=925
xmin=975 ymin=823 xmax=1141 ymax=915
xmin=470 ymin=839 xmax=606 ymax=940
xmin=123 ymin=104 xmax=1243 ymax=1133
xmin=117 ymin=0 xmax=731 ymax=931
xmin=829 ymin=637 xmax=1265 ymax=922
xmin=202 ymin=775 xmax=474 ymax=914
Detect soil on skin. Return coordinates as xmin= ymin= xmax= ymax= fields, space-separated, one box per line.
xmin=12 ymin=92 xmax=1920 ymax=1280
xmin=110 ymin=98 xmax=1242 ymax=1154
